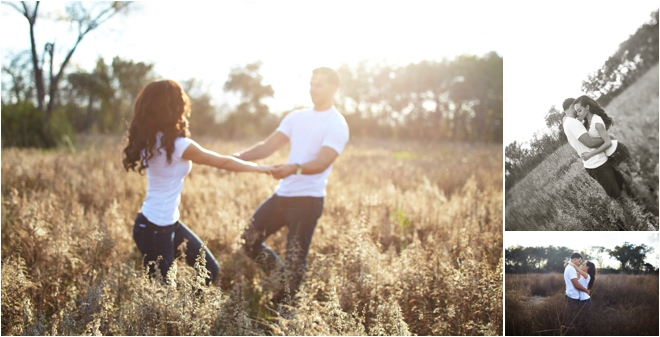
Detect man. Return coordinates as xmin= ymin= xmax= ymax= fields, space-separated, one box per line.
xmin=564 ymin=252 xmax=590 ymax=334
xmin=562 ymin=98 xmax=623 ymax=199
xmin=233 ymin=67 xmax=349 ymax=304
xmin=564 ymin=253 xmax=589 ymax=302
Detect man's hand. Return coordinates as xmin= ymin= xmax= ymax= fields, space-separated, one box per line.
xmin=271 ymin=164 xmax=297 ymax=180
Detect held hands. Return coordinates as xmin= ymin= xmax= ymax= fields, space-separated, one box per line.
xmin=271 ymin=164 xmax=297 ymax=180
xmin=251 ymin=163 xmax=297 ymax=179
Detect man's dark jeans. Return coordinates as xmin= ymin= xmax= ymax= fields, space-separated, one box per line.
xmin=132 ymin=213 xmax=220 ymax=284
xmin=242 ymin=194 xmax=324 ymax=300
xmin=585 ymin=160 xmax=623 ymax=199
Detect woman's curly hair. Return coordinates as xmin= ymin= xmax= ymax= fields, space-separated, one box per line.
xmin=575 ymin=95 xmax=614 ymax=131
xmin=122 ymin=80 xmax=191 ymax=174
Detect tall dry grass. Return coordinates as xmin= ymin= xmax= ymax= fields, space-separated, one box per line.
xmin=506 ymin=64 xmax=659 ymax=230
xmin=1 ymin=137 xmax=503 ymax=335
xmin=505 ymin=273 xmax=659 ymax=336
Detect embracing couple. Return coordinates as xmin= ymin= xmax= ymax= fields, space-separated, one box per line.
xmin=122 ymin=67 xmax=349 ymax=304
xmin=562 ymin=96 xmax=633 ymax=200
xmin=564 ymin=253 xmax=597 ymax=334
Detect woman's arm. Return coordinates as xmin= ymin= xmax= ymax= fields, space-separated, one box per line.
xmin=182 ymin=142 xmax=272 ymax=173
xmin=568 ymin=261 xmax=589 ymax=279
xmin=581 ymin=123 xmax=612 ymax=161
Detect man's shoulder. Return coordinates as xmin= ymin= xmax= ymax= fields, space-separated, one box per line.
xmin=329 ymin=107 xmax=348 ymax=123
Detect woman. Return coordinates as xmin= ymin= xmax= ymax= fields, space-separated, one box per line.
xmin=572 ymin=96 xmax=631 ymax=168
xmin=122 ymin=79 xmax=272 ymax=284
xmin=567 ymin=260 xmax=597 ymax=310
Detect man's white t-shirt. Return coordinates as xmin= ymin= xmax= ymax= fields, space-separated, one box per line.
xmin=275 ymin=106 xmax=349 ymax=197
xmin=140 ymin=133 xmax=194 ymax=226
xmin=563 ymin=117 xmax=607 ymax=169
xmin=578 ymin=275 xmax=591 ymax=300
xmin=564 ymin=264 xmax=580 ymax=300
xmin=588 ymin=115 xmax=618 ymax=156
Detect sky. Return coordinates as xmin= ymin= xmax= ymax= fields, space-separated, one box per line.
xmin=1 ymin=0 xmax=503 ymax=114
xmin=505 ymin=232 xmax=660 ymax=269
xmin=503 ymin=0 xmax=658 ymax=146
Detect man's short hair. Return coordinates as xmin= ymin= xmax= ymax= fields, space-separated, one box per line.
xmin=313 ymin=67 xmax=339 ymax=86
xmin=563 ymin=98 xmax=575 ymax=111
xmin=571 ymin=253 xmax=583 ymax=260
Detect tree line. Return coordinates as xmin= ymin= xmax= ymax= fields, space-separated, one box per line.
xmin=1 ymin=2 xmax=502 ymax=148
xmin=505 ymin=242 xmax=658 ymax=275
xmin=505 ymin=10 xmax=659 ymax=191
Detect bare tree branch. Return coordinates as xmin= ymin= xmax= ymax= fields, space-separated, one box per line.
xmin=2 ymin=1 xmax=25 ymax=16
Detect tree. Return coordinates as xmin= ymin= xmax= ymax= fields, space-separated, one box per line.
xmin=334 ymin=53 xmax=502 ymax=142
xmin=181 ymin=78 xmax=220 ymax=136
xmin=62 ymin=56 xmax=154 ymax=133
xmin=4 ymin=1 xmax=133 ymax=145
xmin=1 ymin=51 xmax=34 ymax=104
xmin=221 ymin=62 xmax=277 ymax=138
xmin=608 ymin=242 xmax=654 ymax=274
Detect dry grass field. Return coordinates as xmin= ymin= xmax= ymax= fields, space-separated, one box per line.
xmin=1 ymin=137 xmax=503 ymax=335
xmin=505 ymin=64 xmax=659 ymax=230
xmin=505 ymin=273 xmax=659 ymax=336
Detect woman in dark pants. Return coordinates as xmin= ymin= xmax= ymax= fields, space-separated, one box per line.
xmin=575 ymin=95 xmax=658 ymax=216
xmin=122 ymin=80 xmax=272 ymax=284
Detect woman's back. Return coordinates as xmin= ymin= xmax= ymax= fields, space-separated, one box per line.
xmin=588 ymin=114 xmax=618 ymax=156
xmin=141 ymin=133 xmax=195 ymax=226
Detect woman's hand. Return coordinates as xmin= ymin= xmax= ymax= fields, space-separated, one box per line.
xmin=256 ymin=165 xmax=274 ymax=174
xmin=564 ymin=262 xmax=569 ymax=268
xmin=580 ymin=151 xmax=595 ymax=161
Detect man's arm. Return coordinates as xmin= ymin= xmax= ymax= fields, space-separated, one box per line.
xmin=571 ymin=278 xmax=589 ymax=294
xmin=271 ymin=146 xmax=339 ymax=179
xmin=182 ymin=142 xmax=272 ymax=173
xmin=578 ymin=133 xmax=605 ymax=148
xmin=234 ymin=131 xmax=289 ymax=161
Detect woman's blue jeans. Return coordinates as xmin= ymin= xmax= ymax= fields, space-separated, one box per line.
xmin=132 ymin=213 xmax=220 ymax=284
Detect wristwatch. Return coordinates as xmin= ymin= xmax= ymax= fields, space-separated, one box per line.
xmin=295 ymin=164 xmax=303 ymax=175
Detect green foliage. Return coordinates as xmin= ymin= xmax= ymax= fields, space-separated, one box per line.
xmin=336 ymin=52 xmax=503 ymax=142
xmin=608 ymin=242 xmax=655 ymax=273
xmin=505 ymin=244 xmax=658 ymax=275
xmin=1 ymin=102 xmax=46 ymax=148
xmin=62 ymin=57 xmax=155 ymax=133
xmin=215 ymin=62 xmax=278 ymax=138
xmin=1 ymin=102 xmax=75 ymax=148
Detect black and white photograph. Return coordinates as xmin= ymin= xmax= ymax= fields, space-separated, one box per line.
xmin=504 ymin=1 xmax=659 ymax=231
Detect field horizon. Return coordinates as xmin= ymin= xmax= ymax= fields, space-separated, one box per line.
xmin=505 ymin=273 xmax=659 ymax=336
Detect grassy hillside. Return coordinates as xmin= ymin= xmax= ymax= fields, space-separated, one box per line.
xmin=505 ymin=64 xmax=659 ymax=230
xmin=1 ymin=138 xmax=503 ymax=335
